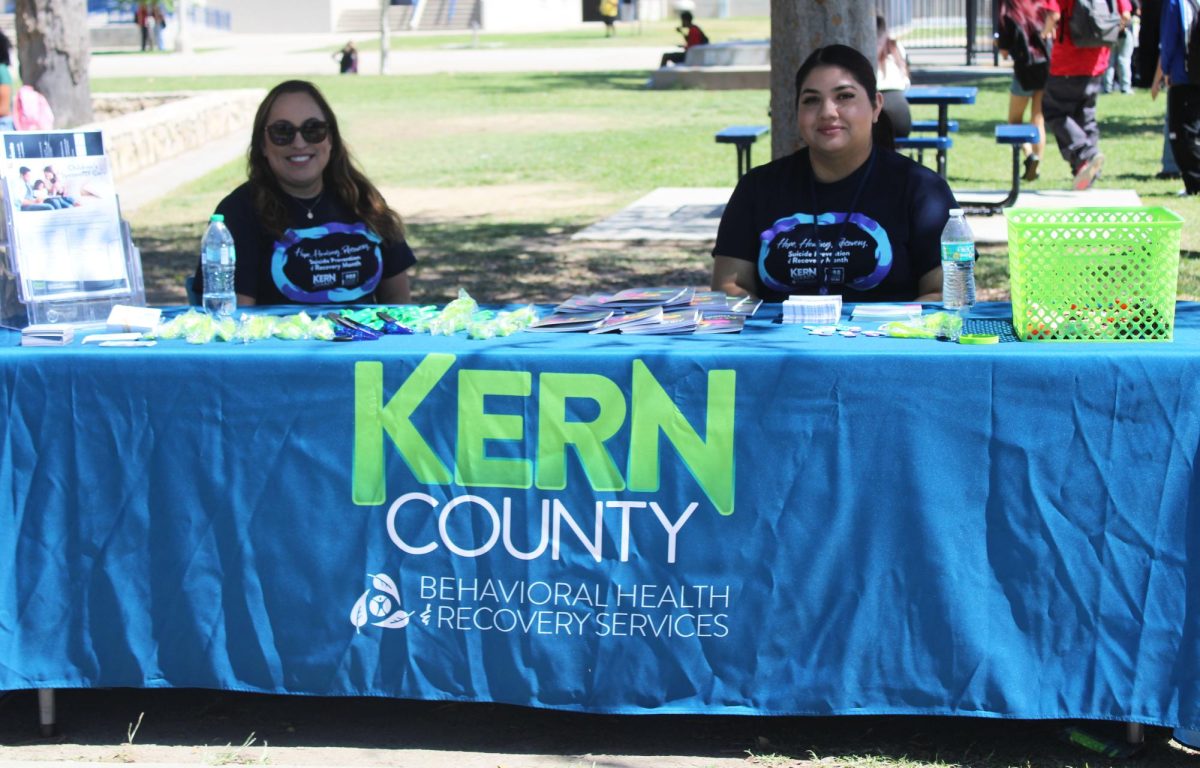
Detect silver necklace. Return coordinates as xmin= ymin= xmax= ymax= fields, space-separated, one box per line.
xmin=297 ymin=193 xmax=323 ymax=220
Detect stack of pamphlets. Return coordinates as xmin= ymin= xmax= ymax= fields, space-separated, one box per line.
xmin=782 ymin=295 xmax=842 ymax=324
xmin=21 ymin=323 xmax=75 ymax=346
xmin=849 ymin=303 xmax=923 ymax=321
xmin=619 ymin=309 xmax=700 ymax=335
xmin=588 ymin=306 xmax=664 ymax=333
xmin=602 ymin=286 xmax=695 ymax=310
xmin=533 ymin=286 xmax=752 ymax=335
xmin=527 ymin=310 xmax=613 ymax=332
xmin=696 ymin=313 xmax=746 ymax=334
xmin=727 ymin=296 xmax=762 ymax=316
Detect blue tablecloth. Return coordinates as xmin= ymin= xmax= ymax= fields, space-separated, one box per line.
xmin=3 ymin=302 xmax=1200 ymax=726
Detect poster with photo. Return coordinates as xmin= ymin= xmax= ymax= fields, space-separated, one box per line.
xmin=1 ymin=130 xmax=129 ymax=302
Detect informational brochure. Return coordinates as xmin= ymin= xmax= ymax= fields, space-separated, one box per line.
xmin=602 ymin=286 xmax=692 ymax=309
xmin=526 ymin=310 xmax=614 ymax=332
xmin=696 ymin=312 xmax=746 ymax=334
xmin=588 ymin=305 xmax=664 ymax=333
xmin=619 ymin=309 xmax=700 ymax=335
xmin=1 ymin=130 xmax=129 ymax=302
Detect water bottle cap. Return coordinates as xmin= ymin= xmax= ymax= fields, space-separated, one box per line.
xmin=948 ymin=208 xmax=964 ymax=217
xmin=210 ymin=214 xmax=225 ymax=223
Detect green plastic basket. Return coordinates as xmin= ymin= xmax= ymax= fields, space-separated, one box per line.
xmin=1005 ymin=207 xmax=1183 ymax=341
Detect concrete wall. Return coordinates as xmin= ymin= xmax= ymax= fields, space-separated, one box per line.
xmin=479 ymin=0 xmax=579 ymax=31
xmin=204 ymin=0 xmax=335 ymax=33
xmin=688 ymin=0 xmax=768 ymax=17
xmin=79 ymin=89 xmax=265 ymax=181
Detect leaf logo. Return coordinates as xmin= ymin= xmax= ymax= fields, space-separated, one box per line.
xmin=350 ymin=572 xmax=415 ymax=633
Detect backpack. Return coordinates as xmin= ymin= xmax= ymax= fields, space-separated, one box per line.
xmin=13 ymin=86 xmax=54 ymax=131
xmin=1187 ymin=0 xmax=1200 ymax=81
xmin=1007 ymin=16 xmax=1051 ymax=89
xmin=1068 ymin=0 xmax=1122 ymax=47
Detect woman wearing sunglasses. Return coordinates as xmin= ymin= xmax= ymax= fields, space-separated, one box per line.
xmin=195 ymin=79 xmax=414 ymax=305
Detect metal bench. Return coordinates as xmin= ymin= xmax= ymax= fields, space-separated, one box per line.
xmin=952 ymin=124 xmax=1041 ymax=215
xmin=715 ymin=125 xmax=769 ymax=180
xmin=911 ymin=119 xmax=959 ymax=133
xmin=893 ymin=135 xmax=953 ymax=171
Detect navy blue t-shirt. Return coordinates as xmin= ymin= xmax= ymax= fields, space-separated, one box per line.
xmin=713 ymin=148 xmax=956 ymax=303
xmin=196 ymin=182 xmax=416 ymax=305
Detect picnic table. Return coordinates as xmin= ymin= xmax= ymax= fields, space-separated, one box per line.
xmin=903 ymin=86 xmax=979 ymax=178
xmin=6 ymin=301 xmax=1200 ymax=736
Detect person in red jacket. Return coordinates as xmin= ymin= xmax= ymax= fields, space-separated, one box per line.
xmin=659 ymin=12 xmax=709 ymax=67
xmin=134 ymin=2 xmax=151 ymax=52
xmin=1041 ymin=0 xmax=1132 ymax=189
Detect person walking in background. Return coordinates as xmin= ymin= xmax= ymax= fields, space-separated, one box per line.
xmin=1159 ymin=0 xmax=1200 ymax=195
xmin=337 ymin=41 xmax=358 ymax=74
xmin=875 ymin=15 xmax=912 ymax=137
xmin=134 ymin=2 xmax=151 ymax=52
xmin=1103 ymin=0 xmax=1140 ymax=92
xmin=1151 ymin=56 xmax=1182 ymax=179
xmin=599 ymin=0 xmax=618 ymax=37
xmin=1041 ymin=0 xmax=1133 ymax=189
xmin=0 ymin=31 xmax=13 ymax=131
xmin=659 ymin=11 xmax=709 ymax=67
xmin=996 ymin=0 xmax=1051 ymax=180
xmin=152 ymin=2 xmax=166 ymax=52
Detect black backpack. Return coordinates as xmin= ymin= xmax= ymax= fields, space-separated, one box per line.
xmin=1009 ymin=18 xmax=1052 ymax=89
xmin=1068 ymin=0 xmax=1122 ymax=47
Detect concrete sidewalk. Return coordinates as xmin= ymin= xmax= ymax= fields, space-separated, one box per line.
xmin=573 ymin=187 xmax=1143 ymax=245
xmin=90 ymin=31 xmax=670 ymax=79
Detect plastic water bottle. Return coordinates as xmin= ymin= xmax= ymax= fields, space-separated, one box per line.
xmin=201 ymin=214 xmax=236 ymax=317
xmin=940 ymin=208 xmax=976 ymax=314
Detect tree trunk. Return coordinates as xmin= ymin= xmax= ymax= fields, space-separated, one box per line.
xmin=174 ymin=0 xmax=192 ymax=54
xmin=380 ymin=0 xmax=391 ymax=74
xmin=769 ymin=0 xmax=873 ymax=159
xmin=15 ymin=0 xmax=92 ymax=128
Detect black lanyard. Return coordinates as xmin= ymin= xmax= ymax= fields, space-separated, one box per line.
xmin=807 ymin=148 xmax=876 ymax=293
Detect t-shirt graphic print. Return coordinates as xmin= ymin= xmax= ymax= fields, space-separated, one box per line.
xmin=272 ymin=221 xmax=384 ymax=303
xmin=758 ymin=211 xmax=893 ymax=296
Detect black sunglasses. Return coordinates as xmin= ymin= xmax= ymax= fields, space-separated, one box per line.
xmin=266 ymin=119 xmax=329 ymax=146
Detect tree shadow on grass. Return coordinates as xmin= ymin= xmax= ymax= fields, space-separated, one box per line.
xmin=136 ymin=221 xmax=207 ymax=306
xmin=134 ymin=217 xmax=713 ymax=307
xmin=401 ymin=217 xmax=712 ymax=305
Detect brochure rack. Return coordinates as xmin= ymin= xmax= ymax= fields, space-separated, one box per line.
xmin=0 ymin=130 xmax=144 ymax=329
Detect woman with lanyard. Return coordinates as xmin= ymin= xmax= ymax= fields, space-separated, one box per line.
xmin=195 ymin=80 xmax=415 ymax=305
xmin=711 ymin=44 xmax=957 ymax=303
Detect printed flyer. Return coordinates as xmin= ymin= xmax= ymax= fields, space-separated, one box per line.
xmin=1 ymin=130 xmax=129 ymax=302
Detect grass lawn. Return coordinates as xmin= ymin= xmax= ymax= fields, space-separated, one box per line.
xmin=97 ymin=68 xmax=1199 ymax=305
xmin=309 ymin=16 xmax=772 ymax=53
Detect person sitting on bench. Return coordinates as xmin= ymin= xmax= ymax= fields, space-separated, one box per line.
xmin=660 ymin=12 xmax=709 ymax=67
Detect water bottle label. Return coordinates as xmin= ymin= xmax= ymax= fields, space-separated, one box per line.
xmin=941 ymin=242 xmax=974 ymax=263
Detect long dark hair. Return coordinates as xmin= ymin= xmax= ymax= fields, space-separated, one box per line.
xmin=794 ymin=44 xmax=895 ymax=151
xmin=999 ymin=0 xmax=1043 ymax=33
xmin=248 ymin=80 xmax=405 ymax=244
xmin=0 ymin=31 xmax=11 ymax=67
